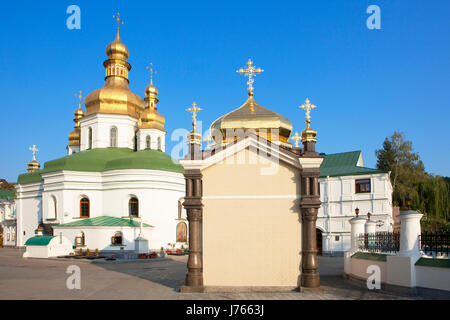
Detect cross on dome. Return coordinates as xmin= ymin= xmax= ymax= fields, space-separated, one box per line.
xmin=300 ymin=98 xmax=317 ymax=126
xmin=75 ymin=90 xmax=83 ymax=109
xmin=113 ymin=12 xmax=124 ymax=32
xmin=146 ymin=62 xmax=157 ymax=84
xmin=186 ymin=102 xmax=202 ymax=131
xmin=29 ymin=144 xmax=39 ymax=161
xmin=291 ymin=132 xmax=301 ymax=148
xmin=236 ymin=59 xmax=264 ymax=96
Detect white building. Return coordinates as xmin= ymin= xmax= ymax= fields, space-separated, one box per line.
xmin=317 ymin=151 xmax=393 ymax=256
xmin=14 ymin=27 xmax=188 ymax=255
xmin=0 ymin=190 xmax=17 ymax=247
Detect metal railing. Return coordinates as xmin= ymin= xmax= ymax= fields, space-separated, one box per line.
xmin=357 ymin=232 xmax=400 ymax=254
xmin=420 ymin=231 xmax=450 ymax=257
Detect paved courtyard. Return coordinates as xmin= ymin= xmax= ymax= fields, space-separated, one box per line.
xmin=0 ymin=247 xmax=419 ymax=300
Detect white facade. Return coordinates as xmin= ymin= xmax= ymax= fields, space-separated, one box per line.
xmin=15 ymin=169 xmax=185 ymax=251
xmin=0 ymin=198 xmax=17 ymax=247
xmin=317 ymin=172 xmax=393 ymax=256
xmin=80 ymin=113 xmax=138 ymax=151
xmin=137 ymin=128 xmax=166 ymax=152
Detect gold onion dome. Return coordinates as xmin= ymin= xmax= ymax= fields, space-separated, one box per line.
xmin=211 ymin=93 xmax=293 ymax=147
xmin=84 ymin=16 xmax=145 ymax=119
xmin=138 ymin=64 xmax=165 ymax=131
xmin=69 ymin=92 xmax=85 ymax=146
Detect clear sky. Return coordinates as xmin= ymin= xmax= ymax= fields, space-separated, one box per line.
xmin=0 ymin=0 xmax=449 ymax=182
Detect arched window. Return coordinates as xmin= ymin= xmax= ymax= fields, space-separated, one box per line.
xmin=111 ymin=231 xmax=123 ymax=245
xmin=49 ymin=196 xmax=57 ymax=220
xmin=80 ymin=198 xmax=90 ymax=218
xmin=157 ymin=137 xmax=162 ymax=151
xmin=88 ymin=127 xmax=93 ymax=149
xmin=129 ymin=197 xmax=139 ymax=217
xmin=110 ymin=127 xmax=118 ymax=148
xmin=146 ymin=135 xmax=151 ymax=149
xmin=176 ymin=222 xmax=188 ymax=243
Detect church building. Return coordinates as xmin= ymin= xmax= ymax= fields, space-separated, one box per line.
xmin=14 ymin=20 xmax=187 ymax=255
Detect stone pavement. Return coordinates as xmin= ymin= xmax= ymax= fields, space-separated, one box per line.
xmin=0 ymin=248 xmax=419 ymax=300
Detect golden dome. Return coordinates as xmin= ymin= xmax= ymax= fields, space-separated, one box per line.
xmin=106 ymin=31 xmax=129 ymax=60
xmin=68 ymin=104 xmax=84 ymax=147
xmin=27 ymin=160 xmax=40 ymax=173
xmin=139 ymin=78 xmax=165 ymax=131
xmin=211 ymin=93 xmax=293 ymax=147
xmin=85 ymin=29 xmax=145 ymax=119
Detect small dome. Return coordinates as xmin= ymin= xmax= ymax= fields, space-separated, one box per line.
xmin=145 ymin=83 xmax=158 ymax=96
xmin=211 ymin=94 xmax=293 ymax=147
xmin=138 ymin=108 xmax=165 ymax=131
xmin=106 ymin=32 xmax=129 ymax=60
xmin=68 ymin=127 xmax=81 ymax=146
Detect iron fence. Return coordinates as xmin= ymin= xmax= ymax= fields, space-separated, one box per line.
xmin=357 ymin=232 xmax=400 ymax=253
xmin=420 ymin=231 xmax=450 ymax=256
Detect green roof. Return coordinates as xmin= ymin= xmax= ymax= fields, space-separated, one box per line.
xmin=25 ymin=236 xmax=55 ymax=246
xmin=320 ymin=151 xmax=385 ymax=178
xmin=0 ymin=189 xmax=16 ymax=200
xmin=55 ymin=216 xmax=153 ymax=228
xmin=17 ymin=148 xmax=184 ymax=185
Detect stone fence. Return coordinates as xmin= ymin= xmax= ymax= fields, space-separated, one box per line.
xmin=344 ymin=210 xmax=450 ymax=297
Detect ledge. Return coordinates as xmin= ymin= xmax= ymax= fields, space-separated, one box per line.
xmin=351 ymin=252 xmax=389 ymax=261
xmin=415 ymin=257 xmax=450 ymax=269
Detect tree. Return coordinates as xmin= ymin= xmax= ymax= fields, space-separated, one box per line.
xmin=375 ymin=131 xmax=426 ymax=207
xmin=376 ymin=132 xmax=449 ymax=224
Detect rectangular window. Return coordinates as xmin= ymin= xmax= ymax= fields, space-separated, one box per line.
xmin=335 ymin=236 xmax=340 ymax=241
xmin=356 ymin=179 xmax=371 ymax=193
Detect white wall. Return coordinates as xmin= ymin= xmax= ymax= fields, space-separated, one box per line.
xmin=318 ymin=173 xmax=393 ymax=254
xmin=80 ymin=113 xmax=137 ymax=151
xmin=137 ymin=128 xmax=166 ymax=152
xmin=15 ymin=182 xmax=43 ymax=247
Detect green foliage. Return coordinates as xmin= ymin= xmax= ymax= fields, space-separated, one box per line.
xmin=376 ymin=131 xmax=449 ymax=223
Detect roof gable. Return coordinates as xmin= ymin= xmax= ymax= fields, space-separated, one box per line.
xmin=319 ymin=151 xmax=385 ymax=178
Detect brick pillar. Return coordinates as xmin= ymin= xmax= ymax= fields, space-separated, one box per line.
xmin=300 ymin=167 xmax=321 ymax=289
xmin=181 ymin=169 xmax=204 ymax=292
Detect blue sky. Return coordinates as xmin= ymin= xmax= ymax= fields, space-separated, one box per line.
xmin=0 ymin=0 xmax=449 ymax=182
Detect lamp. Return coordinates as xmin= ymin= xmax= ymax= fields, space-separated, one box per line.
xmin=405 ymin=197 xmax=412 ymax=210
xmin=355 ymin=208 xmax=360 ymax=217
xmin=367 ymin=212 xmax=371 ymax=220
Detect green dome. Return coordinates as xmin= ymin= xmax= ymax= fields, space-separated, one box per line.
xmin=17 ymin=148 xmax=184 ymax=184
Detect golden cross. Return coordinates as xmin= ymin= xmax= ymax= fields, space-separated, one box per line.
xmin=75 ymin=91 xmax=83 ymax=109
xmin=186 ymin=102 xmax=202 ymax=131
xmin=29 ymin=144 xmax=39 ymax=161
xmin=146 ymin=62 xmax=157 ymax=84
xmin=203 ymin=133 xmax=213 ymax=147
xmin=113 ymin=12 xmax=124 ymax=32
xmin=299 ymin=98 xmax=317 ymax=126
xmin=236 ymin=59 xmax=264 ymax=95
xmin=291 ymin=132 xmax=301 ymax=148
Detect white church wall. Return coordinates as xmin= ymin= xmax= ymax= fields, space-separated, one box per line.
xmin=15 ymin=182 xmax=43 ymax=247
xmin=137 ymin=128 xmax=166 ymax=152
xmin=80 ymin=113 xmax=137 ymax=151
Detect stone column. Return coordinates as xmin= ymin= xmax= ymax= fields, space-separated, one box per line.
xmin=180 ymin=169 xmax=204 ymax=292
xmin=350 ymin=216 xmax=367 ymax=250
xmin=300 ymin=168 xmax=321 ymax=289
xmin=365 ymin=218 xmax=377 ymax=235
xmin=398 ymin=210 xmax=423 ymax=257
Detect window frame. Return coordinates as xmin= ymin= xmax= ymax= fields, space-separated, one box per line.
xmin=355 ymin=179 xmax=371 ymax=193
xmin=129 ymin=197 xmax=139 ymax=217
xmin=80 ymin=198 xmax=90 ymax=218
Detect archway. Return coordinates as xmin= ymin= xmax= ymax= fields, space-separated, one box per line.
xmin=316 ymin=228 xmax=323 ymax=256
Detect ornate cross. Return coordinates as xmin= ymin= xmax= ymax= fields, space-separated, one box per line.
xmin=75 ymin=90 xmax=83 ymax=108
xmin=146 ymin=62 xmax=157 ymax=84
xmin=291 ymin=132 xmax=301 ymax=148
xmin=236 ymin=59 xmax=264 ymax=95
xmin=186 ymin=102 xmax=202 ymax=131
xmin=29 ymin=145 xmax=39 ymax=161
xmin=300 ymin=98 xmax=317 ymax=126
xmin=203 ymin=133 xmax=213 ymax=148
xmin=113 ymin=12 xmax=124 ymax=32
